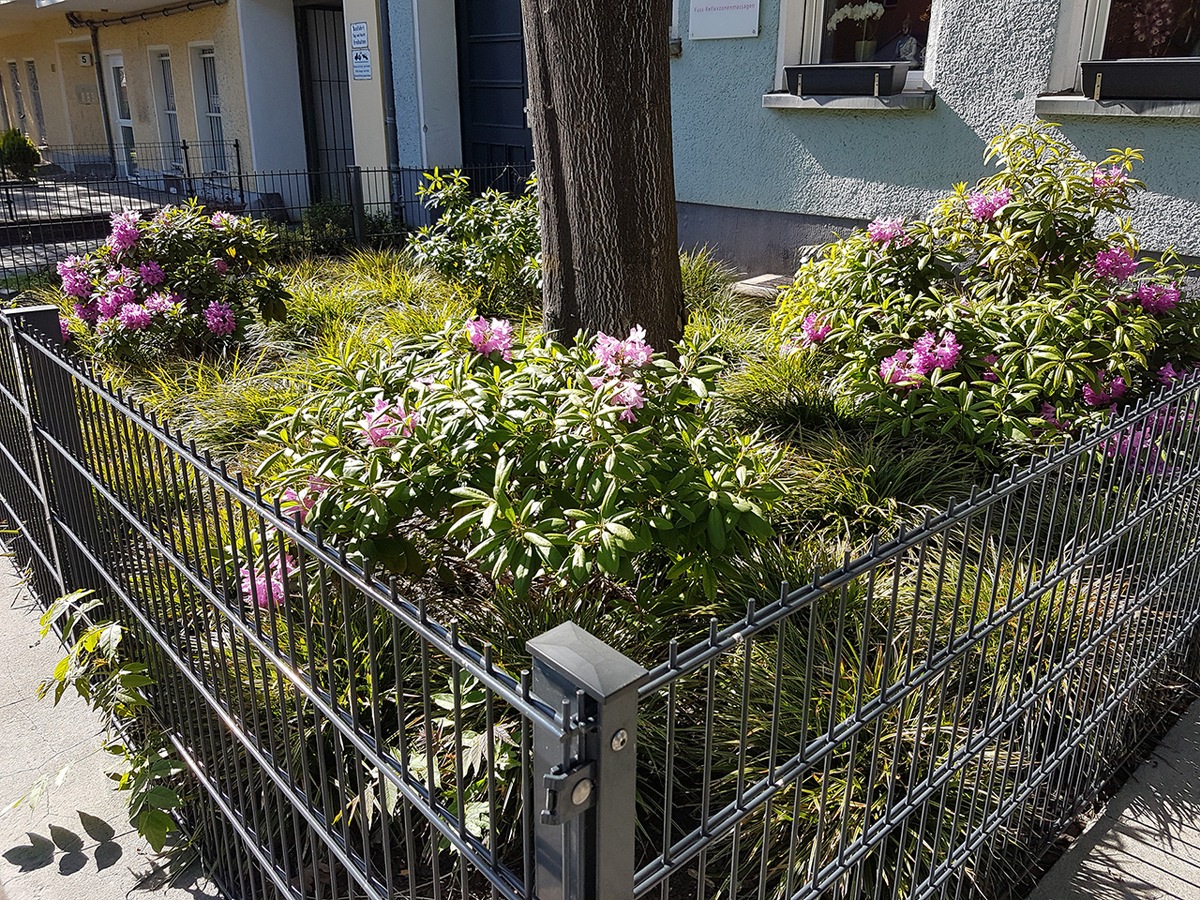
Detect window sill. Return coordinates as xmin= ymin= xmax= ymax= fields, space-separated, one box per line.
xmin=1034 ymin=94 xmax=1200 ymax=118
xmin=762 ymin=90 xmax=936 ymax=111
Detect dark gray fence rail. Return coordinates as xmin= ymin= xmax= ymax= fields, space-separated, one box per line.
xmin=1 ymin=300 xmax=1199 ymax=900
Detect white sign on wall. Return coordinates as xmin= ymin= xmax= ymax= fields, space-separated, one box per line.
xmin=350 ymin=21 xmax=369 ymax=50
xmin=352 ymin=49 xmax=372 ymax=80
xmin=688 ymin=0 xmax=760 ymax=39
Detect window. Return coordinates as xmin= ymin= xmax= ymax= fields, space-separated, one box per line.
xmin=193 ymin=46 xmax=227 ymax=171
xmin=0 ymin=71 xmax=9 ymax=130
xmin=6 ymin=62 xmax=26 ymax=135
xmin=1048 ymin=0 xmax=1200 ymax=93
xmin=152 ymin=51 xmax=183 ymax=166
xmin=25 ymin=61 xmax=46 ymax=144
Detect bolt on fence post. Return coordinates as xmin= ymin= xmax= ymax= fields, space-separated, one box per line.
xmin=2 ymin=306 xmax=103 ymax=595
xmin=528 ymin=621 xmax=647 ymax=900
xmin=348 ymin=165 xmax=366 ymax=246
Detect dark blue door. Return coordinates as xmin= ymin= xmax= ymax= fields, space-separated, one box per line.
xmin=456 ymin=0 xmax=534 ymax=182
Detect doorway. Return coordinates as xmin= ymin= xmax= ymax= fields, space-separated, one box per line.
xmin=296 ymin=3 xmax=355 ymax=201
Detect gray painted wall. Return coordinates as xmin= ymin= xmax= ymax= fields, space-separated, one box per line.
xmin=668 ymin=0 xmax=1200 ymax=268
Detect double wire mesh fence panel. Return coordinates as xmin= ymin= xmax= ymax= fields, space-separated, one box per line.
xmin=633 ymin=379 xmax=1200 ymax=900
xmin=0 ymin=308 xmax=566 ymax=900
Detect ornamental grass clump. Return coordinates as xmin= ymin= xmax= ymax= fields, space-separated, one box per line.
xmin=775 ymin=123 xmax=1200 ymax=461
xmin=261 ymin=319 xmax=783 ymax=606
xmin=56 ymin=200 xmax=289 ymax=361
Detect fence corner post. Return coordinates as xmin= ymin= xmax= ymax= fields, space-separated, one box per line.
xmin=528 ymin=621 xmax=646 ymax=900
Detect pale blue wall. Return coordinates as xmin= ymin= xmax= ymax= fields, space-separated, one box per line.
xmin=668 ymin=0 xmax=1200 ymax=256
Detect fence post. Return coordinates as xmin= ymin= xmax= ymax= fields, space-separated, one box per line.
xmin=233 ymin=139 xmax=246 ymax=206
xmin=2 ymin=305 xmax=103 ymax=594
xmin=528 ymin=621 xmax=646 ymax=900
xmin=181 ymin=140 xmax=194 ymax=199
xmin=348 ymin=165 xmax=366 ymax=245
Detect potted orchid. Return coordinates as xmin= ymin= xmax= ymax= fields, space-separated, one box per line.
xmin=826 ymin=1 xmax=885 ymax=61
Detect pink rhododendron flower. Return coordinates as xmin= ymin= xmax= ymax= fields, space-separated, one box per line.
xmin=612 ymin=380 xmax=646 ymax=423
xmin=213 ymin=259 xmax=229 ymax=275
xmin=800 ymin=313 xmax=831 ymax=347
xmin=360 ymin=397 xmax=422 ymax=447
xmin=56 ymin=256 xmax=92 ymax=298
xmin=145 ymin=292 xmax=182 ymax=314
xmin=1040 ymin=402 xmax=1066 ymax=431
xmin=466 ymin=317 xmax=514 ymax=361
xmin=1159 ymin=363 xmax=1182 ymax=385
xmin=73 ymin=302 xmax=98 ymax=324
xmin=594 ymin=326 xmax=654 ymax=376
xmin=1092 ymin=166 xmax=1128 ymax=191
xmin=1082 ymin=371 xmax=1127 ymax=408
xmin=210 ymin=211 xmax=238 ymax=229
xmin=867 ymin=217 xmax=911 ymax=246
xmin=982 ymin=353 xmax=1000 ymax=383
xmin=1137 ymin=282 xmax=1181 ymax=315
xmin=931 ymin=331 xmax=961 ymax=370
xmin=139 ymin=261 xmax=165 ymax=286
xmin=107 ymin=211 xmax=140 ymax=254
xmin=239 ymin=554 xmax=295 ymax=608
xmin=59 ymin=317 xmax=71 ymax=342
xmin=965 ymin=188 xmax=1013 ymax=221
xmin=97 ymin=285 xmax=135 ymax=319
xmin=1094 ymin=247 xmax=1137 ymax=281
xmin=880 ymin=350 xmax=921 ymax=387
xmin=204 ymin=301 xmax=237 ymax=336
xmin=117 ymin=304 xmax=152 ymax=331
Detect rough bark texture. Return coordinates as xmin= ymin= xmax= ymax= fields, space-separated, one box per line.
xmin=520 ymin=0 xmax=685 ymax=350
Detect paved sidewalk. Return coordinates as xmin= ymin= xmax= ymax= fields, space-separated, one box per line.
xmin=0 ymin=557 xmax=221 ymax=900
xmin=1029 ymin=699 xmax=1200 ymax=900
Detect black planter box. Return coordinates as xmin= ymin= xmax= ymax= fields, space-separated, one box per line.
xmin=784 ymin=62 xmax=911 ymax=97
xmin=1080 ymin=58 xmax=1200 ymax=101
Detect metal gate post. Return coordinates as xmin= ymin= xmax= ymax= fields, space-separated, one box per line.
xmin=529 ymin=622 xmax=646 ymax=900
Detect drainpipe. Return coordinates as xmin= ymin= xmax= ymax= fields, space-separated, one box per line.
xmin=87 ymin=25 xmax=118 ymax=176
xmin=375 ymin=0 xmax=401 ymax=193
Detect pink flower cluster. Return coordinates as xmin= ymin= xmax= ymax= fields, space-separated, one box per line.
xmin=1137 ymin=282 xmax=1181 ymax=315
xmin=879 ymin=331 xmax=962 ymax=388
xmin=281 ymin=476 xmax=328 ymax=524
xmin=239 ymin=553 xmax=295 ymax=608
xmin=210 ymin=211 xmax=239 ymax=229
xmin=139 ymin=261 xmax=165 ymax=286
xmin=107 ymin=210 xmax=141 ymax=255
xmin=117 ymin=304 xmax=153 ymax=331
xmin=1159 ymin=363 xmax=1183 ymax=385
xmin=593 ymin=326 xmax=654 ymax=377
xmin=982 ymin=353 xmax=1000 ymax=383
xmin=57 ymin=256 xmax=92 ymax=299
xmin=966 ymin=188 xmax=1013 ymax=221
xmin=867 ymin=218 xmax=912 ymax=247
xmin=204 ymin=301 xmax=237 ymax=336
xmin=589 ymin=377 xmax=646 ymax=422
xmin=467 ymin=317 xmax=514 ymax=361
xmin=360 ymin=396 xmax=423 ymax=447
xmin=1092 ymin=166 xmax=1129 ymax=192
xmin=1094 ymin=247 xmax=1137 ymax=281
xmin=800 ymin=313 xmax=831 ymax=347
xmin=1082 ymin=370 xmax=1127 ymax=408
xmin=1040 ymin=402 xmax=1067 ymax=431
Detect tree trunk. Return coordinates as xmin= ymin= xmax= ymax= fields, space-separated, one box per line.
xmin=520 ymin=0 xmax=684 ymax=351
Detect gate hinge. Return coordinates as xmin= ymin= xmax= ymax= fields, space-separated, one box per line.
xmin=541 ymin=759 xmax=596 ymax=825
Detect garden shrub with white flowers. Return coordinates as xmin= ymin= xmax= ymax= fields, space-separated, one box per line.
xmin=262 ymin=318 xmax=782 ymax=604
xmin=775 ymin=123 xmax=1200 ymax=461
xmin=56 ymin=200 xmax=289 ymax=361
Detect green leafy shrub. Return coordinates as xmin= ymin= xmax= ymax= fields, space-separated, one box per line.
xmin=774 ymin=123 xmax=1200 ymax=460
xmin=262 ymin=318 xmax=782 ymax=604
xmin=408 ymin=169 xmax=541 ymax=312
xmin=0 ymin=127 xmax=39 ymax=180
xmin=57 ymin=201 xmax=289 ymax=362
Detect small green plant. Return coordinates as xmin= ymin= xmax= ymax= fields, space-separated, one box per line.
xmin=0 ymin=127 xmax=39 ymax=181
xmin=36 ymin=591 xmax=186 ymax=853
xmin=409 ymin=169 xmax=541 ymax=312
xmin=775 ymin=123 xmax=1200 ymax=461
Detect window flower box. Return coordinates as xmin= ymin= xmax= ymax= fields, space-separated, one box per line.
xmin=1081 ymin=58 xmax=1200 ymax=101
xmin=784 ymin=61 xmax=911 ymax=97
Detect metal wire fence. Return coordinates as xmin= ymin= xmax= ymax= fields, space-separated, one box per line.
xmin=1 ymin=300 xmax=1200 ymax=900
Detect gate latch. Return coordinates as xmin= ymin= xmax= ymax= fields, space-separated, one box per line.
xmin=541 ymin=760 xmax=596 ymax=825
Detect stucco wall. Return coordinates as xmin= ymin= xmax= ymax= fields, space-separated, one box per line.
xmin=0 ymin=32 xmax=103 ymax=147
xmin=668 ymin=0 xmax=1200 ymax=258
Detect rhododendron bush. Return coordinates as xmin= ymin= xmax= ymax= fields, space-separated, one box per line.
xmin=56 ymin=200 xmax=289 ymax=360
xmin=261 ymin=320 xmax=782 ymax=602
xmin=775 ymin=124 xmax=1200 ymax=459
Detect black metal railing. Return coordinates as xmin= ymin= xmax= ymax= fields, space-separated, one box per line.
xmin=1 ymin=300 xmax=1199 ymax=900
xmin=1 ymin=155 xmax=534 ymax=290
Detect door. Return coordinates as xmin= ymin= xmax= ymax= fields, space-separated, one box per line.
xmin=106 ymin=54 xmax=137 ymax=176
xmin=455 ymin=0 xmax=534 ymax=187
xmin=296 ymin=4 xmax=355 ymax=201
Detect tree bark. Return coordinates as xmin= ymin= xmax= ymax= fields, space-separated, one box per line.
xmin=520 ymin=0 xmax=684 ymax=351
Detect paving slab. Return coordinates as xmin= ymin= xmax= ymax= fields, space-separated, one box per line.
xmin=1029 ymin=699 xmax=1200 ymax=900
xmin=0 ymin=556 xmax=222 ymax=900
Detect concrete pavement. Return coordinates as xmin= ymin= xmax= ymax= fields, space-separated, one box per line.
xmin=1028 ymin=699 xmax=1200 ymax=900
xmin=0 ymin=556 xmax=220 ymax=900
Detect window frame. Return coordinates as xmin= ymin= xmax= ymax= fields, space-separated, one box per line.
xmin=149 ymin=47 xmax=183 ymax=167
xmin=0 ymin=70 xmax=9 ymax=131
xmin=188 ymin=43 xmax=227 ymax=172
